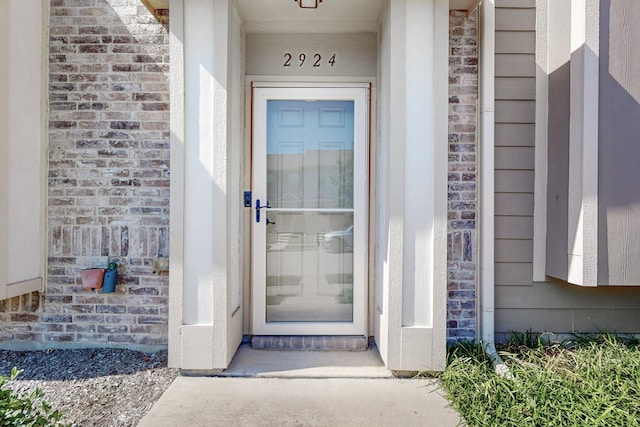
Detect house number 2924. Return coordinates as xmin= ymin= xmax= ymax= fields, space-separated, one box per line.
xmin=283 ymin=53 xmax=336 ymax=68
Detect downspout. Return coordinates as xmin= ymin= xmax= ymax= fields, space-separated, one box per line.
xmin=478 ymin=0 xmax=507 ymax=375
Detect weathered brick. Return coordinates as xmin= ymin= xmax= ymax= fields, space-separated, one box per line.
xmin=107 ymin=334 xmax=136 ymax=343
xmin=128 ymin=306 xmax=158 ymax=315
xmin=447 ymin=10 xmax=478 ymax=343
xmin=96 ymin=304 xmax=127 ymax=313
xmin=133 ymin=93 xmax=162 ymax=102
xmin=141 ymin=102 xmax=168 ymax=111
xmin=78 ymin=102 xmax=108 ymax=110
xmin=44 ymin=333 xmax=75 ymax=342
xmin=79 ymin=26 xmax=109 ymax=34
xmin=73 ymin=295 xmax=104 ymax=304
xmin=97 ymin=325 xmax=128 ymax=333
xmin=111 ymin=121 xmax=141 ymax=130
xmin=137 ymin=316 xmax=166 ymax=325
xmin=10 ymin=313 xmax=39 ymax=322
xmin=65 ymin=324 xmax=96 ymax=333
xmin=79 ymin=63 xmax=109 ymax=73
xmin=117 ymin=62 xmax=144 ymax=71
xmin=44 ymin=295 xmax=73 ymax=304
xmin=73 ymin=314 xmax=105 ymax=323
xmin=102 ymin=314 xmax=136 ymax=324
xmin=102 ymin=35 xmax=133 ymax=44
xmin=42 ymin=314 xmax=73 ymax=323
xmin=35 ymin=323 xmax=65 ymax=332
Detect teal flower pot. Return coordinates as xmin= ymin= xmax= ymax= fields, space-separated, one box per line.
xmin=102 ymin=262 xmax=118 ymax=293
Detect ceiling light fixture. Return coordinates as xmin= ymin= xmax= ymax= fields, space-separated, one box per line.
xmin=295 ymin=0 xmax=322 ymax=9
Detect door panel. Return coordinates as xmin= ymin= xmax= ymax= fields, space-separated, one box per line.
xmin=252 ymin=87 xmax=367 ymax=336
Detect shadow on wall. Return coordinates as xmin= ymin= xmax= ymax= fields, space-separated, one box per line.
xmin=546 ymin=0 xmax=640 ymax=286
xmin=597 ymin=0 xmax=640 ymax=285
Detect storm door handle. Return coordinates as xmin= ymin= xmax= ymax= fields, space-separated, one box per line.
xmin=255 ymin=199 xmax=271 ymax=223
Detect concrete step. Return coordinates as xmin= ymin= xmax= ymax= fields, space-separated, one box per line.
xmin=217 ymin=343 xmax=390 ymax=378
xmin=137 ymin=376 xmax=461 ymax=427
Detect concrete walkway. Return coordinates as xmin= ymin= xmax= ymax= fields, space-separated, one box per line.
xmin=137 ymin=345 xmax=462 ymax=427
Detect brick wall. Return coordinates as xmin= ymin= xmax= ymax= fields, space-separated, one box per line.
xmin=447 ymin=10 xmax=478 ymax=342
xmin=0 ymin=0 xmax=170 ymax=349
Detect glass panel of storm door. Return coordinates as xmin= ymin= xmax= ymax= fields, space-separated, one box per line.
xmin=265 ymin=100 xmax=354 ymax=322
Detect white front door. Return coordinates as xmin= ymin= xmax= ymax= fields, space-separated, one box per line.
xmin=251 ymin=86 xmax=368 ymax=336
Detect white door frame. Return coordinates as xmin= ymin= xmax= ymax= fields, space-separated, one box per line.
xmin=251 ymin=84 xmax=369 ymax=336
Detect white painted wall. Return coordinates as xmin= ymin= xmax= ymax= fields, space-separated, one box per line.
xmin=245 ymin=33 xmax=377 ymax=77
xmin=0 ymin=1 xmax=46 ymax=300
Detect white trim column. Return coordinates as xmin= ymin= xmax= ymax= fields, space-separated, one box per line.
xmin=380 ymin=0 xmax=448 ymax=371
xmin=567 ymin=0 xmax=599 ymax=286
xmin=168 ymin=0 xmax=242 ymax=370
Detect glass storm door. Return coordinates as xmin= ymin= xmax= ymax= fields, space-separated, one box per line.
xmin=251 ymin=86 xmax=368 ymax=335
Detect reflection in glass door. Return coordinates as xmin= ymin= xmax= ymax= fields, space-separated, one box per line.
xmin=252 ymin=87 xmax=367 ymax=335
xmin=266 ymin=99 xmax=354 ymax=323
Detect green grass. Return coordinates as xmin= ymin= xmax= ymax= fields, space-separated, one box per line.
xmin=438 ymin=334 xmax=640 ymax=427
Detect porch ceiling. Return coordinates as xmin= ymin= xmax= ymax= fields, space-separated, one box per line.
xmin=235 ymin=0 xmax=385 ymax=33
xmin=142 ymin=0 xmax=480 ymax=31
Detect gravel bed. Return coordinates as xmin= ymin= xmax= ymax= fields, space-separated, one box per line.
xmin=0 ymin=348 xmax=179 ymax=426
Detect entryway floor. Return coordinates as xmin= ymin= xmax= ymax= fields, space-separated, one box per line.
xmin=219 ymin=343 xmax=393 ymax=378
xmin=137 ymin=344 xmax=462 ymax=426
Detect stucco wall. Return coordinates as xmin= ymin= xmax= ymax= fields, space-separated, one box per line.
xmin=0 ymin=0 xmax=170 ymax=349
